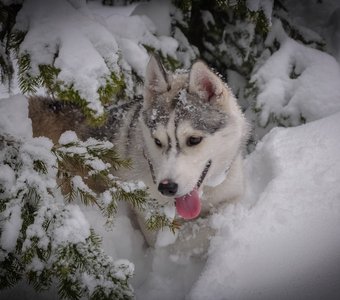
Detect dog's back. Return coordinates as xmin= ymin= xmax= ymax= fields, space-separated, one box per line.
xmin=29 ymin=96 xmax=89 ymax=143
xmin=29 ymin=96 xmax=140 ymax=144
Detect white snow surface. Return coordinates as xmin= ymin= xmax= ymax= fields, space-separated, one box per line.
xmin=253 ymin=19 xmax=340 ymax=129
xmin=0 ymin=94 xmax=32 ymax=138
xmin=190 ymin=112 xmax=340 ymax=300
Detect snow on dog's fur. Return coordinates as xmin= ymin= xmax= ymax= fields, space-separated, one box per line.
xmin=29 ymin=55 xmax=249 ymax=252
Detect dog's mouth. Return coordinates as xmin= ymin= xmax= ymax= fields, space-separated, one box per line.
xmin=175 ymin=160 xmax=212 ymax=220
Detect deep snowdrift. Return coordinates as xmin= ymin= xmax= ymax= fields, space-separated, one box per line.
xmin=190 ymin=112 xmax=340 ymax=300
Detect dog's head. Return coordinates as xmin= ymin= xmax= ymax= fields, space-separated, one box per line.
xmin=140 ymin=55 xmax=247 ymax=219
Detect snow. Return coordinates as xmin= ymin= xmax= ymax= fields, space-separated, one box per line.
xmin=72 ymin=176 xmax=96 ymax=197
xmin=16 ymin=0 xmax=120 ymax=115
xmin=90 ymin=0 xmax=185 ymax=74
xmin=58 ymin=130 xmax=79 ymax=145
xmin=201 ymin=10 xmax=215 ymax=27
xmin=190 ymin=112 xmax=340 ymax=300
xmin=117 ymin=180 xmax=146 ymax=193
xmin=155 ymin=205 xmax=177 ymax=247
xmin=53 ymin=204 xmax=91 ymax=245
xmin=246 ymin=0 xmax=274 ymax=24
xmin=1 ymin=1 xmax=340 ymax=299
xmin=14 ymin=0 xmax=188 ymax=114
xmin=0 ymin=94 xmax=31 ymax=138
xmin=113 ymin=259 xmax=135 ymax=280
xmin=0 ymin=204 xmax=22 ymax=255
xmin=252 ymin=19 xmax=340 ymax=130
xmin=132 ymin=0 xmax=173 ymax=36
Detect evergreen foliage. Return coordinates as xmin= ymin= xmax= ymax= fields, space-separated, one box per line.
xmin=0 ymin=1 xmax=22 ymax=89
xmin=143 ymin=198 xmax=181 ymax=233
xmin=243 ymin=0 xmax=327 ymax=143
xmin=16 ymin=51 xmax=126 ymax=125
xmin=172 ymin=0 xmax=328 ymax=148
xmin=0 ymin=128 xmax=176 ymax=298
xmin=0 ymin=133 xmax=136 ymax=299
xmin=173 ymin=0 xmax=269 ymax=78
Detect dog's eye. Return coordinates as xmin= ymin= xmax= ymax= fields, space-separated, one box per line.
xmin=154 ymin=138 xmax=162 ymax=147
xmin=187 ymin=136 xmax=203 ymax=146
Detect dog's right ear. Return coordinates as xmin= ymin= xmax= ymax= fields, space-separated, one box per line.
xmin=188 ymin=60 xmax=225 ymax=104
xmin=144 ymin=54 xmax=169 ymax=101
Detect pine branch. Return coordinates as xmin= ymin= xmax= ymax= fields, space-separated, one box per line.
xmin=0 ymin=2 xmax=22 ymax=87
xmin=0 ymin=133 xmax=135 ymax=299
xmin=146 ymin=214 xmax=181 ymax=233
xmin=17 ymin=53 xmax=41 ymax=94
xmin=0 ymin=253 xmax=23 ymax=289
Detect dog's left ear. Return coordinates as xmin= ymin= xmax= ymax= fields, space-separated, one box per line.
xmin=144 ymin=54 xmax=169 ymax=97
xmin=188 ymin=61 xmax=226 ymax=104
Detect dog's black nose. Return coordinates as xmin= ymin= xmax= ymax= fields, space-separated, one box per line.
xmin=158 ymin=180 xmax=178 ymax=196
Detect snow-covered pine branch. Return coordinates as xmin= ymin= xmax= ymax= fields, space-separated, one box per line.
xmin=54 ymin=131 xmax=149 ymax=220
xmin=4 ymin=0 xmax=197 ymax=120
xmin=0 ymin=94 xmax=178 ymax=298
xmin=0 ymin=133 xmax=135 ymax=299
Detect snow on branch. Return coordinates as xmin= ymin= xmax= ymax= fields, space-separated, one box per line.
xmin=8 ymin=0 xmax=194 ymax=119
xmin=0 ymin=132 xmax=141 ymax=299
xmin=250 ymin=19 xmax=340 ymax=128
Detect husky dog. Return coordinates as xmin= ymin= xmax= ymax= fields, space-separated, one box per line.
xmin=29 ymin=55 xmax=249 ymax=249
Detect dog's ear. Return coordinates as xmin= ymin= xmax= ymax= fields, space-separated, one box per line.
xmin=188 ymin=60 xmax=225 ymax=104
xmin=144 ymin=54 xmax=169 ymax=98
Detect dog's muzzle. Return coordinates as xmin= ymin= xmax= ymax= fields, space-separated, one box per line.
xmin=144 ymin=147 xmax=212 ymax=193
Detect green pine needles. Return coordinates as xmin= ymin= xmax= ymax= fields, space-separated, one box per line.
xmin=52 ymin=132 xmax=147 ymax=216
xmin=16 ymin=51 xmax=126 ymax=126
xmin=0 ymin=2 xmax=22 ymax=87
xmin=0 ymin=134 xmax=136 ymax=299
xmin=0 ymin=130 xmax=178 ymax=299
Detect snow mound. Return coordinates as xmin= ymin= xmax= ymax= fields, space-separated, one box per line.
xmin=253 ymin=19 xmax=340 ymax=128
xmin=190 ymin=112 xmax=340 ymax=300
xmin=0 ymin=94 xmax=31 ymax=138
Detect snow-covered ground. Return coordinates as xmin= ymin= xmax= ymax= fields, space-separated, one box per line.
xmin=99 ymin=109 xmax=340 ymax=300
xmin=1 ymin=90 xmax=340 ymax=300
xmin=191 ymin=112 xmax=340 ymax=300
xmin=1 ymin=1 xmax=340 ymax=299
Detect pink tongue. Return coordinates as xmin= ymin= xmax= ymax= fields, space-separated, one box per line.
xmin=175 ymin=189 xmax=201 ymax=220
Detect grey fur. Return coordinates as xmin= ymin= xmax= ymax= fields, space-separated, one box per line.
xmin=142 ymin=96 xmax=172 ymax=132
xmin=174 ymin=89 xmax=227 ymax=134
xmin=141 ymin=88 xmax=227 ymax=142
